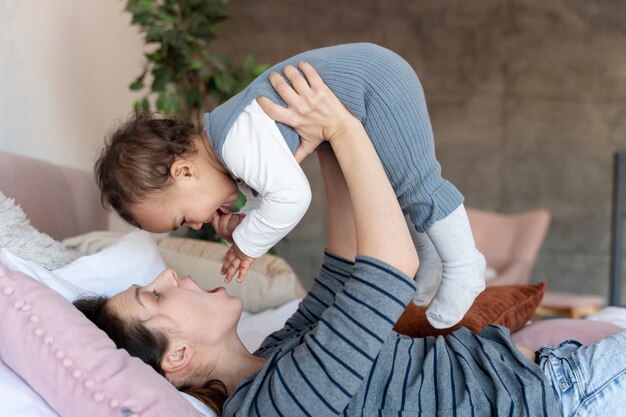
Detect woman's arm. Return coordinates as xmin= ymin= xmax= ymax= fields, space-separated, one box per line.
xmin=319 ymin=148 xmax=357 ymax=260
xmin=256 ymin=148 xmax=359 ymax=354
xmin=259 ymin=62 xmax=418 ymax=276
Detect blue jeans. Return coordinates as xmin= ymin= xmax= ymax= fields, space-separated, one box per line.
xmin=538 ymin=329 xmax=626 ymax=417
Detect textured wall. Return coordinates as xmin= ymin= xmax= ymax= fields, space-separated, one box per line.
xmin=214 ymin=0 xmax=626 ymax=299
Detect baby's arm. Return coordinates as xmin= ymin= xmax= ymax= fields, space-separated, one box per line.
xmin=221 ymin=100 xmax=312 ymax=282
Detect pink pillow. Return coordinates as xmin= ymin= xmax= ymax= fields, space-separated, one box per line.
xmin=511 ymin=318 xmax=622 ymax=351
xmin=0 ymin=263 xmax=204 ymax=417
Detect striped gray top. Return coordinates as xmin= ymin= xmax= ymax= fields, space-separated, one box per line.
xmin=223 ymin=253 xmax=561 ymax=416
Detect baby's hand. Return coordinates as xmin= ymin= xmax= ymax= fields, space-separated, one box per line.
xmin=221 ymin=243 xmax=255 ymax=283
xmin=210 ymin=212 xmax=245 ymax=243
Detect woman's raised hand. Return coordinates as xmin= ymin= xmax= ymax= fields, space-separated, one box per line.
xmin=257 ymin=61 xmax=356 ymax=163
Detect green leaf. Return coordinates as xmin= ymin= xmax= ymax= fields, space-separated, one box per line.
xmin=242 ymin=54 xmax=255 ymax=72
xmin=142 ymin=97 xmax=150 ymax=111
xmin=186 ymin=89 xmax=202 ymax=107
xmin=146 ymin=49 xmax=164 ymax=62
xmin=126 ymin=0 xmax=156 ymax=15
xmin=158 ymin=11 xmax=175 ymax=23
xmin=214 ymin=73 xmax=234 ymax=93
xmin=151 ymin=67 xmax=171 ymax=92
xmin=133 ymin=100 xmax=142 ymax=111
xmin=129 ymin=73 xmax=145 ymax=90
xmin=253 ymin=64 xmax=269 ymax=76
xmin=138 ymin=0 xmax=156 ymax=13
xmin=233 ymin=192 xmax=247 ymax=211
xmin=188 ymin=59 xmax=203 ymax=70
xmin=156 ymin=94 xmax=172 ymax=114
xmin=131 ymin=12 xmax=152 ymax=25
xmin=146 ymin=25 xmax=165 ymax=43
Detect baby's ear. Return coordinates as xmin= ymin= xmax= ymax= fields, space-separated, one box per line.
xmin=170 ymin=158 xmax=196 ymax=179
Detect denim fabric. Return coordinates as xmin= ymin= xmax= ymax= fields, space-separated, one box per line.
xmin=538 ymin=330 xmax=626 ymax=417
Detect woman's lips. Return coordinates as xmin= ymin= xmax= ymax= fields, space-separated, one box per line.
xmin=207 ymin=287 xmax=224 ymax=293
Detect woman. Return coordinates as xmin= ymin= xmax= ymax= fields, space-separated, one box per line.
xmin=76 ymin=65 xmax=626 ymax=417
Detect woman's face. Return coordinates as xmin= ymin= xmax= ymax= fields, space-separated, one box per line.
xmin=108 ymin=269 xmax=243 ymax=345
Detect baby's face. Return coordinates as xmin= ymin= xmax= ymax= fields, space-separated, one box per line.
xmin=131 ymin=167 xmax=239 ymax=233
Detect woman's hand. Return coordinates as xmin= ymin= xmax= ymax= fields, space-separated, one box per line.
xmin=257 ymin=61 xmax=357 ymax=163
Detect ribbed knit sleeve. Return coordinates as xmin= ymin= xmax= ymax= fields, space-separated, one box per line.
xmin=226 ymin=256 xmax=417 ymax=416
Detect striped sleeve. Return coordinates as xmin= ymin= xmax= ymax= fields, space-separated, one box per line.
xmin=254 ymin=256 xmax=417 ymax=415
xmin=256 ymin=251 xmax=354 ymax=353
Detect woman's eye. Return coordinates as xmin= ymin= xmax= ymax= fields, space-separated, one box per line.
xmin=152 ymin=289 xmax=161 ymax=301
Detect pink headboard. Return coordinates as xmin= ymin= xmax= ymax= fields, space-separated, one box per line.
xmin=0 ymin=151 xmax=107 ymax=241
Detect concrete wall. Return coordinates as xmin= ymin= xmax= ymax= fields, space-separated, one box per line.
xmin=214 ymin=0 xmax=626 ymax=297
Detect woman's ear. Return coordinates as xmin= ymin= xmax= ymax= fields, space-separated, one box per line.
xmin=161 ymin=343 xmax=193 ymax=376
xmin=170 ymin=158 xmax=197 ymax=181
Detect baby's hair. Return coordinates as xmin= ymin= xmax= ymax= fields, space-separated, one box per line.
xmin=73 ymin=296 xmax=228 ymax=416
xmin=94 ymin=112 xmax=198 ymax=227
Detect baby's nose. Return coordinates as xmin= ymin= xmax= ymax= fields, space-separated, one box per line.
xmin=188 ymin=222 xmax=203 ymax=230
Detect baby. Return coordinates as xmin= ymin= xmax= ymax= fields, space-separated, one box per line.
xmin=95 ymin=43 xmax=485 ymax=328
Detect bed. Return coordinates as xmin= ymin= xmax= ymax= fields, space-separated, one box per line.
xmin=1 ymin=150 xmax=624 ymax=417
xmin=0 ymin=150 xmax=303 ymax=417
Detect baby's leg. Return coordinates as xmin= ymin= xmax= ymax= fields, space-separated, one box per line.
xmin=407 ymin=216 xmax=442 ymax=306
xmin=345 ymin=47 xmax=484 ymax=327
xmin=424 ymin=204 xmax=486 ymax=328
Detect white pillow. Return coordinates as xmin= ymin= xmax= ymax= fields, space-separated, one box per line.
xmin=53 ymin=230 xmax=166 ymax=297
xmin=0 ymin=230 xmax=166 ymax=301
xmin=0 ymin=249 xmax=82 ymax=300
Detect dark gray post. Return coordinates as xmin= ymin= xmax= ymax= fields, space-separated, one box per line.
xmin=609 ymin=151 xmax=625 ymax=306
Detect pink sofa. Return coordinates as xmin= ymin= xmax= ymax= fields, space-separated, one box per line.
xmin=0 ymin=151 xmax=107 ymax=240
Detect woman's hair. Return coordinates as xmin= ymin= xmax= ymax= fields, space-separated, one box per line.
xmin=73 ymin=295 xmax=227 ymax=415
xmin=94 ymin=112 xmax=198 ymax=227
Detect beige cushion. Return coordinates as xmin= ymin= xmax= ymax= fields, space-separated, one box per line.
xmin=157 ymin=237 xmax=305 ymax=313
xmin=64 ymin=232 xmax=305 ymax=313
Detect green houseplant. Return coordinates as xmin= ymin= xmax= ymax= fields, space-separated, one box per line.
xmin=125 ymin=0 xmax=267 ymax=243
xmin=125 ymin=0 xmax=267 ymax=129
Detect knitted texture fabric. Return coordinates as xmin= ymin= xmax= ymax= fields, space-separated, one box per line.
xmin=204 ymin=43 xmax=463 ymax=232
xmin=0 ymin=192 xmax=78 ymax=269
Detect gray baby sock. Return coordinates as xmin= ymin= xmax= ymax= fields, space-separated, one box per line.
xmin=408 ymin=217 xmax=442 ymax=306
xmin=425 ymin=204 xmax=486 ymax=329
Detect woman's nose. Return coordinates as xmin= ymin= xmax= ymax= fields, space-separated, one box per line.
xmin=158 ymin=269 xmax=180 ymax=287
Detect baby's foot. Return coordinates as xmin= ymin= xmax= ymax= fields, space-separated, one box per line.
xmin=425 ymin=251 xmax=486 ymax=328
xmin=410 ymin=229 xmax=442 ymax=306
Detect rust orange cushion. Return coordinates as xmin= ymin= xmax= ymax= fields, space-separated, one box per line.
xmin=393 ymin=282 xmax=546 ymax=337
